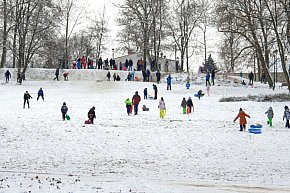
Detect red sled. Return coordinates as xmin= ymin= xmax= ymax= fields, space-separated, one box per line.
xmin=84 ymin=119 xmax=91 ymax=124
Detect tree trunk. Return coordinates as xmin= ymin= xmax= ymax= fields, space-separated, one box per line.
xmin=0 ymin=0 xmax=7 ymax=68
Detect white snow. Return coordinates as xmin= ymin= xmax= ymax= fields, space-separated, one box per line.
xmin=0 ymin=71 xmax=290 ymax=193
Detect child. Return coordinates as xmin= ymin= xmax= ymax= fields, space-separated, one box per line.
xmin=197 ymin=90 xmax=204 ymax=100
xmin=144 ymin=88 xmax=148 ymax=99
xmin=233 ymin=108 xmax=251 ymax=131
xmin=181 ymin=98 xmax=187 ymax=114
xmin=158 ymin=97 xmax=166 ymax=119
xmin=186 ymin=97 xmax=194 ymax=114
xmin=63 ymin=72 xmax=69 ymax=81
xmin=283 ymin=106 xmax=290 ymax=128
xmin=61 ymin=102 xmax=68 ymax=121
xmin=124 ymin=98 xmax=132 ymax=115
xmin=37 ymin=87 xmax=44 ymax=101
xmin=23 ymin=91 xmax=32 ymax=109
xmin=265 ymin=107 xmax=274 ymax=127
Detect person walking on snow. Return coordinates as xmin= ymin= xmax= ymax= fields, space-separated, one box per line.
xmin=143 ymin=88 xmax=148 ymax=99
xmin=283 ymin=106 xmax=290 ymax=128
xmin=233 ymin=108 xmax=251 ymax=131
xmin=88 ymin=106 xmax=96 ymax=124
xmin=53 ymin=68 xmax=60 ymax=81
xmin=186 ymin=97 xmax=194 ymax=114
xmin=153 ymin=84 xmax=158 ymax=99
xmin=124 ymin=98 xmax=132 ymax=115
xmin=61 ymin=102 xmax=68 ymax=121
xmin=23 ymin=91 xmax=32 ymax=109
xmin=205 ymin=72 xmax=211 ymax=86
xmin=132 ymin=91 xmax=141 ymax=115
xmin=37 ymin=88 xmax=44 ymax=101
xmin=158 ymin=97 xmax=166 ymax=119
xmin=5 ymin=70 xmax=11 ymax=83
xmin=265 ymin=107 xmax=274 ymax=127
xmin=181 ymin=97 xmax=187 ymax=114
xmin=156 ymin=70 xmax=161 ymax=84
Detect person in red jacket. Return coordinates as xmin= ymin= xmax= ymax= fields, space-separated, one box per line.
xmin=234 ymin=108 xmax=251 ymax=131
xmin=81 ymin=56 xmax=86 ymax=69
xmin=132 ymin=91 xmax=141 ymax=115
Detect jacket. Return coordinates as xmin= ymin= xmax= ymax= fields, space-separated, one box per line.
xmin=24 ymin=92 xmax=32 ymax=100
xmin=88 ymin=108 xmax=96 ymax=119
xmin=265 ymin=107 xmax=274 ymax=119
xmin=158 ymin=100 xmax=166 ymax=110
xmin=186 ymin=99 xmax=193 ymax=107
xmin=234 ymin=111 xmax=250 ymax=125
xmin=181 ymin=99 xmax=187 ymax=108
xmin=132 ymin=94 xmax=141 ymax=105
xmin=283 ymin=109 xmax=290 ymax=120
xmin=38 ymin=89 xmax=44 ymax=95
xmin=61 ymin=105 xmax=68 ymax=113
xmin=125 ymin=99 xmax=132 ymax=106
xmin=167 ymin=76 xmax=172 ymax=84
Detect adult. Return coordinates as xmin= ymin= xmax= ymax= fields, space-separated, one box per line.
xmin=156 ymin=70 xmax=161 ymax=84
xmin=211 ymin=69 xmax=216 ymax=86
xmin=158 ymin=97 xmax=166 ymax=119
xmin=234 ymin=108 xmax=251 ymax=131
xmin=186 ymin=97 xmax=194 ymax=114
xmin=5 ymin=70 xmax=11 ymax=83
xmin=146 ymin=69 xmax=151 ymax=82
xmin=61 ymin=102 xmax=68 ymax=121
xmin=53 ymin=68 xmax=60 ymax=81
xmin=37 ymin=88 xmax=44 ymax=101
xmin=153 ymin=84 xmax=158 ymax=100
xmin=132 ymin=91 xmax=141 ymax=115
xmin=109 ymin=58 xmax=114 ymax=69
xmin=88 ymin=106 xmax=96 ymax=124
xmin=81 ymin=56 xmax=86 ymax=69
xmin=261 ymin=72 xmax=266 ymax=84
xmin=166 ymin=74 xmax=172 ymax=90
xmin=23 ymin=91 xmax=32 ymax=109
xmin=248 ymin=71 xmax=254 ymax=85
xmin=128 ymin=59 xmax=133 ymax=71
xmin=113 ymin=73 xmax=116 ymax=81
xmin=283 ymin=106 xmax=290 ymax=128
xmin=97 ymin=57 xmax=103 ymax=69
xmin=104 ymin=58 xmax=109 ymax=69
xmin=142 ymin=70 xmax=146 ymax=82
xmin=106 ymin=71 xmax=111 ymax=81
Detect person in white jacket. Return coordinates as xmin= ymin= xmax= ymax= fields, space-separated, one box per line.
xmin=158 ymin=97 xmax=166 ymax=119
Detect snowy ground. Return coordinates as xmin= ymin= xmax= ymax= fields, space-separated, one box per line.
xmin=0 ymin=74 xmax=290 ymax=193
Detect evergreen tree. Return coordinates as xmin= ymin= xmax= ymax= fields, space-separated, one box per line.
xmin=203 ymin=54 xmax=217 ymax=72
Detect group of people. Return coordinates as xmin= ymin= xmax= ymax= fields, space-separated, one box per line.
xmin=53 ymin=68 xmax=69 ymax=81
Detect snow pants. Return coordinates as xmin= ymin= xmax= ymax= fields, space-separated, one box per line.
xmin=23 ymin=99 xmax=29 ymax=108
xmin=239 ymin=124 xmax=246 ymax=131
xmin=267 ymin=118 xmax=272 ymax=127
xmin=182 ymin=107 xmax=186 ymax=114
xmin=160 ymin=109 xmax=166 ymax=119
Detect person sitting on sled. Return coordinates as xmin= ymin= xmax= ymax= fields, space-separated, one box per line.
xmin=197 ymin=90 xmax=204 ymax=100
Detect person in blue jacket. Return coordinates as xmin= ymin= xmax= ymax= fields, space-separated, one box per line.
xmin=205 ymin=72 xmax=211 ymax=86
xmin=37 ymin=87 xmax=44 ymax=101
xmin=167 ymin=74 xmax=172 ymax=90
xmin=61 ymin=102 xmax=68 ymax=121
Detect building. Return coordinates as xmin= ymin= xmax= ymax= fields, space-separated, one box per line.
xmin=114 ymin=52 xmax=179 ymax=73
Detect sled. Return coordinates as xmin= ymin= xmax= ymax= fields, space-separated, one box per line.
xmin=248 ymin=128 xmax=262 ymax=134
xmin=194 ymin=93 xmax=205 ymax=97
xmin=65 ymin=115 xmax=70 ymax=120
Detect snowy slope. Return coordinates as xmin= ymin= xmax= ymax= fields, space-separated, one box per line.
xmin=0 ymin=74 xmax=290 ymax=193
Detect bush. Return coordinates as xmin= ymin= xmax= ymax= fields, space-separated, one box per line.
xmin=219 ymin=93 xmax=290 ymax=102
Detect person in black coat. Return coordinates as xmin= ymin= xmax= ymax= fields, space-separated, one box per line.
xmin=186 ymin=97 xmax=194 ymax=114
xmin=5 ymin=70 xmax=11 ymax=83
xmin=23 ymin=91 xmax=32 ymax=109
xmin=211 ymin=69 xmax=215 ymax=85
xmin=61 ymin=102 xmax=68 ymax=121
xmin=153 ymin=84 xmax=158 ymax=99
xmin=53 ymin=68 xmax=60 ymax=81
xmin=88 ymin=106 xmax=96 ymax=124
xmin=156 ymin=70 xmax=161 ymax=84
xmin=144 ymin=88 xmax=148 ymax=99
xmin=248 ymin=71 xmax=254 ymax=85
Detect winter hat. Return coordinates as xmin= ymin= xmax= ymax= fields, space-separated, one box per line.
xmin=92 ymin=106 xmax=95 ymax=110
xmin=63 ymin=102 xmax=66 ymax=105
xmin=285 ymin=106 xmax=288 ymax=110
xmin=239 ymin=108 xmax=243 ymax=111
xmin=135 ymin=91 xmax=138 ymax=94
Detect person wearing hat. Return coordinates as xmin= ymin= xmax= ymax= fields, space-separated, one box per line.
xmin=37 ymin=87 xmax=44 ymax=101
xmin=88 ymin=106 xmax=96 ymax=124
xmin=234 ymin=108 xmax=251 ymax=131
xmin=61 ymin=102 xmax=68 ymax=121
xmin=158 ymin=97 xmax=166 ymax=119
xmin=265 ymin=107 xmax=274 ymax=127
xmin=283 ymin=106 xmax=290 ymax=128
xmin=132 ymin=91 xmax=141 ymax=115
xmin=186 ymin=97 xmax=194 ymax=114
xmin=23 ymin=91 xmax=32 ymax=109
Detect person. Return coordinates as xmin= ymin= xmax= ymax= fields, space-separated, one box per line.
xmin=153 ymin=84 xmax=158 ymax=99
xmin=265 ymin=107 xmax=274 ymax=127
xmin=124 ymin=98 xmax=132 ymax=115
xmin=113 ymin=73 xmax=116 ymax=81
xmin=261 ymin=72 xmax=266 ymax=83
xmin=97 ymin=57 xmax=103 ymax=69
xmin=233 ymin=108 xmax=251 ymax=131
xmin=53 ymin=68 xmax=60 ymax=81
xmin=61 ymin=102 xmax=68 ymax=121
xmin=205 ymin=72 xmax=211 ymax=86
xmin=5 ymin=70 xmax=11 ymax=83
xmin=156 ymin=70 xmax=161 ymax=84
xmin=146 ymin=69 xmax=151 ymax=82
xmin=158 ymin=97 xmax=166 ymax=119
xmin=181 ymin=97 xmax=187 ymax=114
xmin=248 ymin=71 xmax=254 ymax=85
xmin=186 ymin=82 xmax=190 ymax=89
xmin=106 ymin=71 xmax=111 ymax=81
xmin=283 ymin=106 xmax=290 ymax=128
xmin=126 ymin=72 xmax=131 ymax=81
xmin=23 ymin=91 xmax=32 ymax=109
xmin=144 ymin=88 xmax=148 ymax=99
xmin=240 ymin=71 xmax=243 ymax=81
xmin=166 ymin=74 xmax=172 ymax=90
xmin=116 ymin=75 xmax=121 ymax=81
xmin=186 ymin=97 xmax=194 ymax=114
xmin=206 ymin=84 xmax=210 ymax=96
xmin=63 ymin=72 xmax=69 ymax=81
xmin=211 ymin=69 xmax=216 ymax=85
xmin=37 ymin=88 xmax=44 ymax=101
xmin=142 ymin=105 xmax=149 ymax=111
xmin=241 ymin=80 xmax=247 ymax=85
xmin=88 ymin=106 xmax=96 ymax=124
xmin=128 ymin=59 xmax=133 ymax=71
xmin=81 ymin=56 xmax=86 ymax=69
xmin=131 ymin=70 xmax=135 ymax=81
xmin=197 ymin=90 xmax=204 ymax=100
xmin=132 ymin=91 xmax=141 ymax=115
